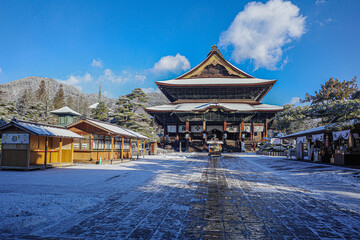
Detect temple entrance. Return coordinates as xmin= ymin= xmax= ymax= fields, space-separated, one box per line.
xmin=208 ymin=129 xmax=223 ymax=140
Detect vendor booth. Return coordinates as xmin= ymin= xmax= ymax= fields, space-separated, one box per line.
xmin=66 ymin=118 xmax=148 ymax=163
xmin=0 ymin=118 xmax=83 ymax=170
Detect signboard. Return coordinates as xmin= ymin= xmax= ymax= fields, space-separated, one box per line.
xmin=244 ymin=126 xmax=251 ymax=133
xmin=207 ymin=125 xmax=223 ymax=132
xmin=82 ymin=143 xmax=88 ymax=148
xmin=73 ymin=143 xmax=80 ymax=148
xmin=226 ymin=125 xmax=239 ymax=133
xmin=178 ymin=125 xmax=186 ymax=133
xmin=254 ymin=126 xmax=264 ymax=132
xmin=271 ymin=138 xmax=281 ymax=145
xmin=167 ymin=125 xmax=177 ymax=133
xmin=191 ymin=125 xmax=202 ymax=133
xmin=2 ymin=133 xmax=29 ymax=144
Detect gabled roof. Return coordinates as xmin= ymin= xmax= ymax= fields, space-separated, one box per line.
xmin=50 ymin=106 xmax=82 ymax=116
xmin=176 ymin=45 xmax=253 ymax=79
xmin=0 ymin=119 xmax=83 ymax=139
xmin=67 ymin=118 xmax=148 ymax=140
xmin=145 ymin=102 xmax=283 ymax=113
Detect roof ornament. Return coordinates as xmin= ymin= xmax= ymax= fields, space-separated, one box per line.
xmin=12 ymin=117 xmax=18 ymax=122
xmin=207 ymin=45 xmax=223 ymax=57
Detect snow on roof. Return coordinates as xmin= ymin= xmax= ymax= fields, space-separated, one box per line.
xmin=0 ymin=119 xmax=83 ymax=139
xmin=156 ymin=78 xmax=275 ymax=86
xmin=282 ymin=119 xmax=360 ymax=139
xmin=86 ymin=119 xmax=148 ymax=139
xmin=50 ymin=106 xmax=82 ymax=116
xmin=89 ymin=103 xmax=99 ymax=109
xmin=146 ymin=102 xmax=283 ymax=112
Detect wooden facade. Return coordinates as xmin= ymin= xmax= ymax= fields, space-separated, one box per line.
xmin=0 ymin=119 xmax=82 ymax=170
xmin=66 ymin=119 xmax=147 ymax=163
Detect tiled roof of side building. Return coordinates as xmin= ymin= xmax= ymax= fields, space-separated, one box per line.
xmin=0 ymin=119 xmax=84 ymax=139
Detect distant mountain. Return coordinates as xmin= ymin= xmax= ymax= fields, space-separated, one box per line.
xmin=0 ymin=76 xmax=169 ymax=110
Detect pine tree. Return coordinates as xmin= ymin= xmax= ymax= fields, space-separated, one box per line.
xmin=53 ymin=84 xmax=65 ymax=109
xmin=37 ymin=80 xmax=47 ymax=103
xmin=92 ymin=101 xmax=108 ymax=120
xmin=66 ymin=95 xmax=74 ymax=109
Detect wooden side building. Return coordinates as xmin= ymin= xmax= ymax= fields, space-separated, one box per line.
xmin=0 ymin=119 xmax=83 ymax=170
xmin=66 ymin=118 xmax=148 ymax=163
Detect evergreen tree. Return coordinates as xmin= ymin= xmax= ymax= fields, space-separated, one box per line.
xmin=114 ymin=88 xmax=158 ymax=141
xmin=17 ymin=89 xmax=31 ymax=114
xmin=53 ymin=84 xmax=65 ymax=109
xmin=37 ymin=80 xmax=47 ymax=103
xmin=66 ymin=95 xmax=74 ymax=109
xmin=92 ymin=101 xmax=108 ymax=120
xmin=302 ymin=76 xmax=358 ymax=104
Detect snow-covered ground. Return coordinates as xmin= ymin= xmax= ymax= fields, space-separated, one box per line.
xmin=0 ymin=153 xmax=359 ymax=239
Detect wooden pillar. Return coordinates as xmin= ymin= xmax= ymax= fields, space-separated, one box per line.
xmin=264 ymin=119 xmax=268 ymax=138
xmin=121 ymin=137 xmax=124 ymax=160
xmin=44 ymin=136 xmax=48 ymax=169
xmin=130 ymin=139 xmax=133 ymax=160
xmin=203 ymin=121 xmax=206 ymax=131
xmin=251 ymin=123 xmax=255 ymax=141
xmin=71 ymin=139 xmax=74 ymax=164
xmin=59 ymin=138 xmax=63 ymax=166
xmin=137 ymin=139 xmax=140 ymax=159
xmin=143 ymin=141 xmax=146 ymax=158
xmin=223 ymin=121 xmax=227 ymax=132
xmin=111 ymin=137 xmax=114 ymax=160
xmin=186 ymin=121 xmax=189 ymax=131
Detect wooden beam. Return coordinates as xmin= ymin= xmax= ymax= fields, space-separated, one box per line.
xmin=137 ymin=139 xmax=140 ymax=159
xmin=130 ymin=139 xmax=133 ymax=160
xmin=59 ymin=138 xmax=63 ymax=166
xmin=44 ymin=137 xmax=48 ymax=169
xmin=143 ymin=141 xmax=145 ymax=159
xmin=71 ymin=139 xmax=74 ymax=164
xmin=111 ymin=137 xmax=114 ymax=160
xmin=121 ymin=137 xmax=124 ymax=160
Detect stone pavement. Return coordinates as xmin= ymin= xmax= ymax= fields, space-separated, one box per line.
xmin=3 ymin=154 xmax=360 ymax=239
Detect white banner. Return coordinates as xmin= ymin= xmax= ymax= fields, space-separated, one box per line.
xmin=254 ymin=126 xmax=264 ymax=132
xmin=271 ymin=138 xmax=281 ymax=145
xmin=353 ymin=133 xmax=360 ymax=139
xmin=312 ymin=133 xmax=324 ymax=142
xmin=207 ymin=125 xmax=223 ymax=132
xmin=332 ymin=130 xmax=350 ymax=140
xmin=178 ymin=125 xmax=186 ymax=133
xmin=244 ymin=126 xmax=251 ymax=133
xmin=297 ymin=136 xmax=307 ymax=143
xmin=2 ymin=133 xmax=29 ymax=144
xmin=167 ymin=125 xmax=177 ymax=133
xmin=191 ymin=125 xmax=203 ymax=133
xmin=226 ymin=125 xmax=239 ymax=133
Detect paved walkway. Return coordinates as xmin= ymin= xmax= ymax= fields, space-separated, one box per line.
xmin=2 ymin=154 xmax=360 ymax=239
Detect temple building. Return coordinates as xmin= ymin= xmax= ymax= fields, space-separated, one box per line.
xmin=145 ymin=46 xmax=283 ymax=152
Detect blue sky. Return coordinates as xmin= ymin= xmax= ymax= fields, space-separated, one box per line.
xmin=0 ymin=0 xmax=359 ymax=106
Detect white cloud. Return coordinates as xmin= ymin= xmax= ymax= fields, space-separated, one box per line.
xmin=318 ymin=18 xmax=332 ymax=27
xmin=135 ymin=74 xmax=146 ymax=82
xmin=287 ymin=96 xmax=301 ymax=105
xmin=219 ymin=0 xmax=306 ymax=70
xmin=141 ymin=87 xmax=161 ymax=94
xmin=103 ymin=90 xmax=116 ymax=99
xmin=100 ymin=69 xmax=128 ymax=84
xmin=91 ymin=58 xmax=103 ymax=68
xmin=315 ymin=0 xmax=326 ymax=6
xmin=59 ymin=73 xmax=92 ymax=90
xmin=0 ymin=68 xmax=2 ymax=74
xmin=152 ymin=54 xmax=190 ymax=74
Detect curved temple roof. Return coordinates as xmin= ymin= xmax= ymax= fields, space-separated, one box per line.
xmin=156 ymin=78 xmax=276 ymax=86
xmin=146 ymin=102 xmax=283 ymax=113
